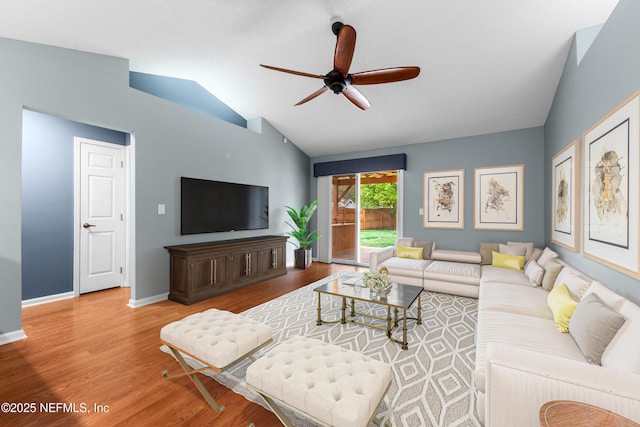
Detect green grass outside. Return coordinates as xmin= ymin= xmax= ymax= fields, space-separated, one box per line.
xmin=360 ymin=229 xmax=397 ymax=248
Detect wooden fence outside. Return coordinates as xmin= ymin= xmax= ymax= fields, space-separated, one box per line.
xmin=334 ymin=207 xmax=396 ymax=230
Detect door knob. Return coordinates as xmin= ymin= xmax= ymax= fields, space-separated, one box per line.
xmin=83 ymin=223 xmax=96 ymax=228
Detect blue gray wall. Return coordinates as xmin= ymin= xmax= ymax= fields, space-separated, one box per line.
xmin=21 ymin=110 xmax=127 ymax=300
xmin=0 ymin=37 xmax=309 ymax=337
xmin=311 ymin=126 xmax=545 ymax=251
xmin=544 ymin=0 xmax=640 ymax=303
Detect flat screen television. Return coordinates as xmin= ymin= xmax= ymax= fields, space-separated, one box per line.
xmin=181 ymin=177 xmax=269 ymax=235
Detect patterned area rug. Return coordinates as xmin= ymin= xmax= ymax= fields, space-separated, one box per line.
xmin=161 ymin=271 xmax=481 ymax=426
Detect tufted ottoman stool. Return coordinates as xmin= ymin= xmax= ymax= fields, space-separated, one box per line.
xmin=246 ymin=335 xmax=392 ymax=427
xmin=160 ymin=308 xmax=273 ymax=412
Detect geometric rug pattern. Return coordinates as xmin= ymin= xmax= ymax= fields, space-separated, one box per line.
xmin=161 ymin=271 xmax=481 ymax=426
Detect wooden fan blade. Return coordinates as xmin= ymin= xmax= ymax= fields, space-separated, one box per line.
xmin=260 ymin=64 xmax=325 ymax=80
xmin=334 ymin=24 xmax=356 ymax=76
xmin=295 ymin=86 xmax=329 ymax=106
xmin=342 ymin=86 xmax=371 ymax=110
xmin=351 ymin=66 xmax=420 ymax=85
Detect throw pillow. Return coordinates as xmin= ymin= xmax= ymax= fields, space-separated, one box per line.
xmin=537 ymin=247 xmax=559 ymax=267
xmin=541 ymin=259 xmax=563 ymax=291
xmin=553 ymin=267 xmax=592 ymax=301
xmin=397 ymin=245 xmax=423 ymax=260
xmin=413 ymin=240 xmax=434 ymax=260
xmin=480 ymin=243 xmax=500 ymax=265
xmin=508 ymin=241 xmax=535 ymax=260
xmin=524 ymin=260 xmax=544 ymax=287
xmin=499 ymin=243 xmax=527 ymax=257
xmin=547 ymin=283 xmax=578 ymax=332
xmin=492 ymin=251 xmax=526 ymax=271
xmin=569 ymin=293 xmax=626 ymax=365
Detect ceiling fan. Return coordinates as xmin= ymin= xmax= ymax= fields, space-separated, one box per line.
xmin=260 ymin=22 xmax=420 ymax=110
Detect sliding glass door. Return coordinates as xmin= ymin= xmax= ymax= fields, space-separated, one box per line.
xmin=332 ymin=170 xmax=398 ymax=265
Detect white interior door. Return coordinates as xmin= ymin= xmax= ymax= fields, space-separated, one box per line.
xmin=79 ymin=140 xmax=124 ymax=294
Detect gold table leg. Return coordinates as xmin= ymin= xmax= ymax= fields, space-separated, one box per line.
xmin=316 ymin=293 xmax=322 ymax=326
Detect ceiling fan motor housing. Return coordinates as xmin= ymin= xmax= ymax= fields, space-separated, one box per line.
xmin=324 ymin=70 xmax=351 ymax=94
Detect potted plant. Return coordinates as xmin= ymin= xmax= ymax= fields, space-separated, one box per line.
xmin=285 ymin=200 xmax=321 ymax=269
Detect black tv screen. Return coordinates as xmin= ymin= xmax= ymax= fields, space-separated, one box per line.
xmin=181 ymin=177 xmax=269 ymax=235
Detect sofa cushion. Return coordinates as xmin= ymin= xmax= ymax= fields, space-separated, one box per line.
xmin=475 ymin=309 xmax=587 ymax=393
xmin=413 ymin=240 xmax=434 ymax=260
xmin=499 ymin=243 xmax=526 ymax=257
xmin=601 ymin=301 xmax=640 ymax=374
xmin=479 ymin=280 xmax=552 ymax=319
xmin=547 ymin=283 xmax=578 ymax=333
xmin=480 ymin=243 xmax=500 ymax=265
xmin=553 ymin=267 xmax=592 ymax=301
xmin=507 ymin=241 xmax=535 ymax=260
xmin=480 ymin=265 xmax=531 ymax=287
xmin=492 ymin=251 xmax=525 ymax=271
xmin=541 ymin=259 xmax=563 ymax=291
xmin=432 ymin=249 xmax=481 ymax=263
xmin=583 ymin=280 xmax=627 ymax=312
xmin=424 ymin=261 xmax=481 ymax=285
xmin=397 ymin=245 xmax=423 ymax=260
xmin=378 ymin=257 xmax=431 ymax=279
xmin=569 ymin=292 xmax=626 ymax=365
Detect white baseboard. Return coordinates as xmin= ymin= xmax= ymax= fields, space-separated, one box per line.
xmin=127 ymin=292 xmax=168 ymax=308
xmin=0 ymin=329 xmax=27 ymax=346
xmin=22 ymin=291 xmax=75 ymax=307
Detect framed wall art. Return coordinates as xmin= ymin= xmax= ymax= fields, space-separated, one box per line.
xmin=423 ymin=169 xmax=464 ymax=229
xmin=583 ymin=91 xmax=640 ymax=278
xmin=474 ymin=164 xmax=524 ymax=231
xmin=551 ymin=140 xmax=580 ymax=251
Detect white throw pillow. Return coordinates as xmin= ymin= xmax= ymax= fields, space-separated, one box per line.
xmin=499 ymin=243 xmax=527 ymax=257
xmin=508 ymin=241 xmax=535 ymax=260
xmin=537 ymin=247 xmax=559 ymax=266
xmin=524 ymin=260 xmax=544 ymax=287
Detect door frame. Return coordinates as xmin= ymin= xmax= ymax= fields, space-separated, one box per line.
xmin=73 ymin=136 xmax=134 ymax=298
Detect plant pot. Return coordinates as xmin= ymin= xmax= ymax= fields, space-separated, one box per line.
xmin=294 ymin=248 xmax=312 ymax=269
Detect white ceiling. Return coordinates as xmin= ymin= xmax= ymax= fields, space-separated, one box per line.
xmin=0 ymin=0 xmax=619 ymax=157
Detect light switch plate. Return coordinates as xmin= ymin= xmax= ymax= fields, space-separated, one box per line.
xmin=158 ymin=204 xmax=166 ymax=215
xmin=419 ymin=208 xmax=424 ymax=215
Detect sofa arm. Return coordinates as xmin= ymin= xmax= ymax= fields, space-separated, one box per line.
xmin=485 ymin=343 xmax=640 ymax=427
xmin=368 ymin=246 xmax=395 ymax=272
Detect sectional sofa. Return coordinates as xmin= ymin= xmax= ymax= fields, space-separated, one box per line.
xmin=370 ymin=239 xmax=640 ymax=426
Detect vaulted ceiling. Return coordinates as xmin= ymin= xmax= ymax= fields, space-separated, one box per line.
xmin=0 ymin=1 xmax=619 ymax=157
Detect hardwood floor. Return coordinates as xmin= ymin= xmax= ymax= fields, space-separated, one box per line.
xmin=0 ymin=262 xmax=362 ymax=427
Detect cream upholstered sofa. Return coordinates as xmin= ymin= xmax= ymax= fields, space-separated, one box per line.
xmin=476 ymin=248 xmax=640 ymax=426
xmin=369 ymin=237 xmax=482 ymax=298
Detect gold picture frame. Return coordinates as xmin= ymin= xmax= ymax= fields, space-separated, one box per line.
xmin=474 ymin=164 xmax=524 ymax=231
xmin=423 ymin=169 xmax=464 ymax=229
xmin=551 ymin=140 xmax=580 ymax=251
xmin=582 ymin=91 xmax=640 ymax=278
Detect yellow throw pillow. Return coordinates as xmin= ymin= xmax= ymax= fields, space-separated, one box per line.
xmin=547 ymin=283 xmax=578 ymax=333
xmin=397 ymin=245 xmax=423 ymax=260
xmin=491 ymin=251 xmax=526 ymax=271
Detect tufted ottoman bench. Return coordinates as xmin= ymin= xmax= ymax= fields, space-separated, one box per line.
xmin=160 ymin=308 xmax=273 ymax=412
xmin=246 ymin=335 xmax=392 ymax=427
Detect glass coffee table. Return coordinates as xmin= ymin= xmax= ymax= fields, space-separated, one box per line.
xmin=313 ymin=276 xmax=423 ymax=350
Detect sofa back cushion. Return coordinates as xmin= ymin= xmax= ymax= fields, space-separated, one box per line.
xmin=553 ymin=267 xmax=592 ymax=301
xmin=601 ymin=301 xmax=640 ymax=374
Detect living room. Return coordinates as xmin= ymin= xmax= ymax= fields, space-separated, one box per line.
xmin=1 ymin=1 xmax=640 ymax=426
